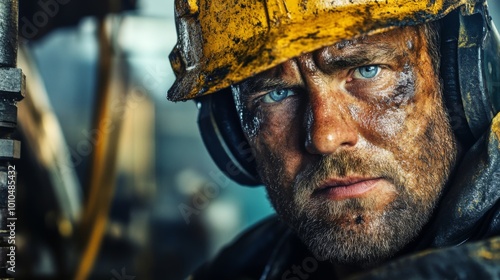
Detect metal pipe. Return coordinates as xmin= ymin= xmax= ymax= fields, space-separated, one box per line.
xmin=0 ymin=0 xmax=18 ymax=67
xmin=74 ymin=15 xmax=126 ymax=280
xmin=0 ymin=0 xmax=24 ymax=279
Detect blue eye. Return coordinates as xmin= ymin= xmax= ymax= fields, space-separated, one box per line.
xmin=261 ymin=89 xmax=296 ymax=103
xmin=353 ymin=65 xmax=380 ymax=79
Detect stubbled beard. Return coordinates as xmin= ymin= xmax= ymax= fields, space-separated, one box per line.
xmin=257 ymin=106 xmax=457 ymax=267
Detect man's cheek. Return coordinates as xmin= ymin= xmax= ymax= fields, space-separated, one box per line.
xmin=253 ymin=140 xmax=295 ymax=187
xmin=240 ymin=109 xmax=263 ymax=140
xmin=354 ymin=107 xmax=408 ymax=149
xmin=242 ymin=107 xmax=287 ymax=140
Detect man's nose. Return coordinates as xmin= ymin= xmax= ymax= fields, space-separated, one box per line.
xmin=304 ymin=84 xmax=359 ymax=155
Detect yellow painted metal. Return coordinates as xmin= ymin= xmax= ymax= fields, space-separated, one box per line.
xmin=168 ymin=0 xmax=469 ymax=101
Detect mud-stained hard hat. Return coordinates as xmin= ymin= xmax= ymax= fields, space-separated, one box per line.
xmin=167 ymin=0 xmax=474 ymax=102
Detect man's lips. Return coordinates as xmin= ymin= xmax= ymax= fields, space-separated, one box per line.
xmin=312 ymin=177 xmax=383 ymax=200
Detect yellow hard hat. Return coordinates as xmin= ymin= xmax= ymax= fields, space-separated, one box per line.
xmin=168 ymin=0 xmax=473 ymax=101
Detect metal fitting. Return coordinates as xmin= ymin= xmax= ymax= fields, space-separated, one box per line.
xmin=0 ymin=68 xmax=25 ymax=100
xmin=0 ymin=68 xmax=25 ymax=128
xmin=0 ymin=139 xmax=20 ymax=160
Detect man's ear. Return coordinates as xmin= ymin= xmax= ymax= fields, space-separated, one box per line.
xmin=196 ymin=89 xmax=261 ymax=186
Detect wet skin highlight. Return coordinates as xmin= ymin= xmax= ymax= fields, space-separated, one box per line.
xmin=232 ymin=25 xmax=457 ymax=267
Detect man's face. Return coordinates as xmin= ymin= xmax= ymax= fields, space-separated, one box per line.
xmin=232 ymin=25 xmax=457 ymax=266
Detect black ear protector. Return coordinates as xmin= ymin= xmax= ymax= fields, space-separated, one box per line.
xmin=196 ymin=4 xmax=500 ymax=187
xmin=440 ymin=9 xmax=477 ymax=148
xmin=196 ymin=89 xmax=261 ymax=186
xmin=442 ymin=4 xmax=500 ymax=147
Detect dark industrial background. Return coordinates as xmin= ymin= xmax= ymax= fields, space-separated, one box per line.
xmin=14 ymin=1 xmax=272 ymax=279
xmin=4 ymin=0 xmax=500 ymax=279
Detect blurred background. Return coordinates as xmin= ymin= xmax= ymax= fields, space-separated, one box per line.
xmin=14 ymin=0 xmax=273 ymax=279
xmin=6 ymin=0 xmax=500 ymax=279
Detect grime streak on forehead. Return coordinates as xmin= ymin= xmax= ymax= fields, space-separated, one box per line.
xmin=313 ymin=26 xmax=423 ymax=69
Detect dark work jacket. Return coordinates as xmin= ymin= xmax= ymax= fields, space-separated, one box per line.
xmin=191 ymin=114 xmax=500 ymax=280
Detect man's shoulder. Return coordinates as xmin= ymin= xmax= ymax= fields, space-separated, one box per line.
xmin=190 ymin=215 xmax=293 ymax=280
xmin=357 ymin=236 xmax=500 ymax=279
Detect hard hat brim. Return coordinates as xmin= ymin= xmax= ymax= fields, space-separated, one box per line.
xmin=168 ymin=0 xmax=468 ymax=101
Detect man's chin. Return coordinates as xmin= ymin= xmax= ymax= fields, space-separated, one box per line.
xmin=289 ymin=198 xmax=431 ymax=267
xmin=294 ymin=215 xmax=396 ymax=266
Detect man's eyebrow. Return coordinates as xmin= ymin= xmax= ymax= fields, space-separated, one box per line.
xmin=318 ymin=43 xmax=400 ymax=72
xmin=236 ymin=43 xmax=400 ymax=94
xmin=237 ymin=76 xmax=294 ymax=96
